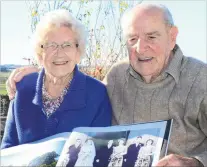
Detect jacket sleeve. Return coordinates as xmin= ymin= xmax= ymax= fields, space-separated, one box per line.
xmin=102 ymin=66 xmax=120 ymax=125
xmin=102 ymin=65 xmax=116 ymax=99
xmin=91 ymin=88 xmax=112 ymax=127
xmin=193 ymin=95 xmax=207 ymax=166
xmin=1 ymin=100 xmax=18 ymax=149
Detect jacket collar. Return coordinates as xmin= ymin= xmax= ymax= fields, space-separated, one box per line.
xmin=32 ymin=65 xmax=86 ymax=110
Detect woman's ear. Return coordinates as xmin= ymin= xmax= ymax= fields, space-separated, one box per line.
xmin=75 ymin=50 xmax=81 ymax=64
xmin=36 ymin=54 xmax=43 ymax=66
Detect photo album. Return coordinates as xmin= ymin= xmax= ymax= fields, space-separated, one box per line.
xmin=1 ymin=119 xmax=172 ymax=167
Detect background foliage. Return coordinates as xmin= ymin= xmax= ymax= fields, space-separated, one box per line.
xmin=0 ymin=0 xmax=143 ymax=139
xmin=26 ymin=0 xmax=143 ymax=78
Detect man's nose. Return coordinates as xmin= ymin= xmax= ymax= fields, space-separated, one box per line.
xmin=135 ymin=38 xmax=148 ymax=55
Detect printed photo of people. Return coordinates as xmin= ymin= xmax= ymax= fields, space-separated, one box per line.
xmin=123 ymin=136 xmax=144 ymax=167
xmin=66 ymin=138 xmax=82 ymax=167
xmin=93 ymin=139 xmax=114 ymax=167
xmin=126 ymin=128 xmax=160 ymax=167
xmin=58 ymin=128 xmax=161 ymax=167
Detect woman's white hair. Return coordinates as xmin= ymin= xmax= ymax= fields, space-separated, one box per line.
xmin=33 ymin=9 xmax=87 ymax=59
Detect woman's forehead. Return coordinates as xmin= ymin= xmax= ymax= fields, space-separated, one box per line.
xmin=45 ymin=26 xmax=76 ymax=39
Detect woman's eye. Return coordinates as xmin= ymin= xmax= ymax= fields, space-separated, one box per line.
xmin=51 ymin=44 xmax=57 ymax=48
xmin=62 ymin=43 xmax=71 ymax=48
xmin=45 ymin=43 xmax=56 ymax=48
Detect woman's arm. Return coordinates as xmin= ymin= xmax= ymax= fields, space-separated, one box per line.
xmin=1 ymin=100 xmax=18 ymax=149
xmin=91 ymin=88 xmax=112 ymax=126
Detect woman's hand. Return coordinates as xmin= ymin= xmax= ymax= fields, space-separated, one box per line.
xmin=6 ymin=66 xmax=39 ymax=100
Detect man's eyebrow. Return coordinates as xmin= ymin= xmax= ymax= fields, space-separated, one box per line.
xmin=146 ymin=31 xmax=161 ymax=36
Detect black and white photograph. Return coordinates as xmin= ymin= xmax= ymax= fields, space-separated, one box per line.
xmin=57 ymin=120 xmax=171 ymax=167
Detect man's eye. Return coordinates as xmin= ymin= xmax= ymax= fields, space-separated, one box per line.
xmin=148 ymin=36 xmax=156 ymax=40
xmin=129 ymin=38 xmax=136 ymax=42
xmin=128 ymin=38 xmax=137 ymax=45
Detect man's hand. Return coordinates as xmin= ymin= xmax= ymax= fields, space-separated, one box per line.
xmin=6 ymin=66 xmax=39 ymax=100
xmin=155 ymin=154 xmax=202 ymax=167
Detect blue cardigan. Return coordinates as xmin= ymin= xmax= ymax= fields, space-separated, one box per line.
xmin=1 ymin=66 xmax=112 ymax=149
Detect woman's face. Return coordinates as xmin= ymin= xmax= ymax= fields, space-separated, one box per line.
xmin=118 ymin=139 xmax=124 ymax=145
xmin=146 ymin=140 xmax=153 ymax=146
xmin=39 ymin=26 xmax=80 ymax=77
xmin=86 ymin=140 xmax=93 ymax=145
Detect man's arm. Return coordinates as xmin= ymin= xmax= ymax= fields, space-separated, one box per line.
xmin=193 ymin=94 xmax=207 ymax=166
xmin=156 ymin=95 xmax=207 ymax=167
xmin=102 ymin=66 xmax=118 ymax=125
xmin=6 ymin=66 xmax=39 ymax=99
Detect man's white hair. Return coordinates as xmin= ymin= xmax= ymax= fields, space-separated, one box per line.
xmin=121 ymin=4 xmax=175 ymax=38
xmin=33 ymin=9 xmax=87 ymax=59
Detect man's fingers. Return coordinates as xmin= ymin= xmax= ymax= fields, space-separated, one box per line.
xmin=8 ymin=68 xmax=19 ymax=90
xmin=13 ymin=66 xmax=39 ymax=82
xmin=6 ymin=69 xmax=19 ymax=100
xmin=155 ymin=155 xmax=169 ymax=166
xmin=6 ymin=66 xmax=39 ymax=100
xmin=155 ymin=154 xmax=197 ymax=167
xmin=6 ymin=79 xmax=16 ymax=100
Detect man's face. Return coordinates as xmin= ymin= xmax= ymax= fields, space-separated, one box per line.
xmin=125 ymin=9 xmax=177 ymax=82
xmin=108 ymin=140 xmax=113 ymax=147
xmin=135 ymin=137 xmax=142 ymax=144
xmin=75 ymin=139 xmax=81 ymax=147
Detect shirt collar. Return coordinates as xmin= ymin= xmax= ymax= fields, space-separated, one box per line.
xmin=164 ymin=44 xmax=183 ymax=84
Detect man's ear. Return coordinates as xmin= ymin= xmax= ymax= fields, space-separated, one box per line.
xmin=169 ymin=26 xmax=178 ymax=49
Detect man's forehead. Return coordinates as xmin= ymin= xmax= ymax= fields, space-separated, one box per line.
xmin=126 ymin=25 xmax=162 ymax=38
xmin=126 ymin=5 xmax=165 ymax=27
xmin=125 ymin=15 xmax=166 ymax=37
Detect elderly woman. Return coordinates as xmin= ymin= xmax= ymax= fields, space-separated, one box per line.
xmin=75 ymin=138 xmax=96 ymax=166
xmin=1 ymin=9 xmax=112 ymax=149
xmin=108 ymin=138 xmax=127 ymax=167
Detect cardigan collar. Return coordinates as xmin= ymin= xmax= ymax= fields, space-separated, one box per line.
xmin=32 ymin=65 xmax=86 ymax=110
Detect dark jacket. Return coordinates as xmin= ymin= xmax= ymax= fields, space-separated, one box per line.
xmin=1 ymin=66 xmax=112 ymax=149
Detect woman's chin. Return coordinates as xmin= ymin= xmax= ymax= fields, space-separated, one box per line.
xmin=46 ymin=66 xmax=75 ymax=77
xmin=45 ymin=70 xmax=72 ymax=78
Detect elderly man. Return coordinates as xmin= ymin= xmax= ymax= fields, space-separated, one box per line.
xmin=5 ymin=3 xmax=207 ymax=166
xmin=103 ymin=4 xmax=207 ymax=166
